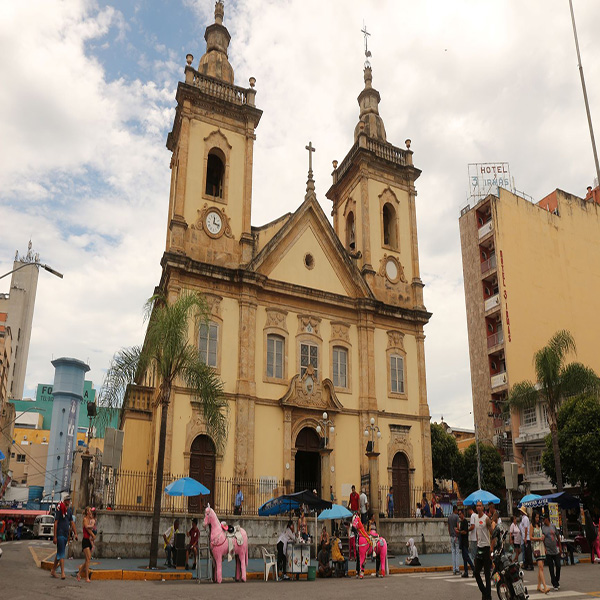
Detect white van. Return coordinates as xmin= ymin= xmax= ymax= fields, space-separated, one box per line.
xmin=33 ymin=515 xmax=54 ymax=539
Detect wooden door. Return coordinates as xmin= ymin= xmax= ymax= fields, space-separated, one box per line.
xmin=392 ymin=452 xmax=410 ymax=517
xmin=189 ymin=435 xmax=215 ymax=514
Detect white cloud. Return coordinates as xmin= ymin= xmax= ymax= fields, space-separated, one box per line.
xmin=1 ymin=0 xmax=599 ymax=433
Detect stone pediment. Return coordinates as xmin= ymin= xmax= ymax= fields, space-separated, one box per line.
xmin=279 ymin=365 xmax=344 ymax=412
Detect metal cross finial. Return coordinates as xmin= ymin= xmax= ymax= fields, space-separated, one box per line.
xmin=361 ymin=23 xmax=372 ymax=59
xmin=305 ymin=141 xmax=316 ymax=175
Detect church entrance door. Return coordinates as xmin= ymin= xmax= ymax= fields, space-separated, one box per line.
xmin=189 ymin=435 xmax=215 ymax=513
xmin=294 ymin=427 xmax=321 ymax=493
xmin=392 ymin=452 xmax=410 ymax=517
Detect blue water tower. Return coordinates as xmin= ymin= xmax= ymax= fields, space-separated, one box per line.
xmin=43 ymin=357 xmax=90 ymax=502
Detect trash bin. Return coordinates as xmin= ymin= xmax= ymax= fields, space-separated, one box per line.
xmin=307 ymin=565 xmax=316 ymax=581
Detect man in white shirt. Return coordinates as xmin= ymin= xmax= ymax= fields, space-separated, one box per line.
xmin=519 ymin=506 xmax=533 ymax=570
xmin=162 ymin=519 xmax=180 ymax=568
xmin=359 ymin=488 xmax=369 ymax=526
xmin=468 ymin=506 xmax=478 ymax=563
xmin=473 ymin=500 xmax=493 ymax=600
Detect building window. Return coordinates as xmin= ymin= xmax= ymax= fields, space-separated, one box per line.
xmin=199 ymin=322 xmax=218 ymax=368
xmin=521 ymin=406 xmax=537 ymax=428
xmin=390 ymin=354 xmax=404 ymax=394
xmin=346 ymin=211 xmax=355 ymax=250
xmin=300 ymin=342 xmax=318 ymax=378
xmin=205 ymin=151 xmax=224 ymax=198
xmin=16 ymin=454 xmax=26 ymax=463
xmin=267 ymin=334 xmax=284 ymax=379
xmin=382 ymin=202 xmax=397 ymax=249
xmin=528 ymin=451 xmax=543 ymax=475
xmin=541 ymin=403 xmax=549 ymax=428
xmin=332 ymin=346 xmax=348 ymax=388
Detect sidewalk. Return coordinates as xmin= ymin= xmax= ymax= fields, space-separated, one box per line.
xmin=40 ymin=551 xmax=590 ymax=581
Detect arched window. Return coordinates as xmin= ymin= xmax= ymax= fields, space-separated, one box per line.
xmin=205 ymin=151 xmax=224 ymax=198
xmin=346 ymin=211 xmax=356 ymax=250
xmin=383 ymin=202 xmax=397 ymax=248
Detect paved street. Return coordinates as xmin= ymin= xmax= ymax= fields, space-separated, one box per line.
xmin=2 ymin=540 xmax=600 ymax=600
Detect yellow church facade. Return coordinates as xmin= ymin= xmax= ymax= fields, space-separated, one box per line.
xmin=120 ymin=2 xmax=433 ymax=517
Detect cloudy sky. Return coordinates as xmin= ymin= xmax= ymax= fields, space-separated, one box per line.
xmin=1 ymin=0 xmax=598 ymax=430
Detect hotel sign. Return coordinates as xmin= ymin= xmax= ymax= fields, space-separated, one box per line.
xmin=468 ymin=163 xmax=511 ymax=200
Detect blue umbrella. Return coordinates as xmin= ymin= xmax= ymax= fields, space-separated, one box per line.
xmin=317 ymin=504 xmax=353 ymax=521
xmin=258 ymin=496 xmax=300 ymax=516
xmin=164 ymin=477 xmax=210 ymax=496
xmin=518 ymin=493 xmax=541 ymax=507
xmin=0 ymin=449 xmax=5 ymax=461
xmin=462 ymin=489 xmax=501 ymax=506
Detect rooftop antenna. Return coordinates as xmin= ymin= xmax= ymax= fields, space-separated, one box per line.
xmin=361 ymin=22 xmax=371 ymax=67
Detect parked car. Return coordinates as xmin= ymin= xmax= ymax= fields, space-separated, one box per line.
xmin=33 ymin=515 xmax=54 ymax=539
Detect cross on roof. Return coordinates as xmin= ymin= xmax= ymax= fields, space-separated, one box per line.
xmin=361 ymin=23 xmax=372 ymax=58
xmin=305 ymin=141 xmax=316 ymax=175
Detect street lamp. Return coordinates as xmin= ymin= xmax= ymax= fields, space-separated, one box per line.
xmin=316 ymin=411 xmax=335 ymax=448
xmin=364 ymin=416 xmax=381 ymax=452
xmin=0 ymin=260 xmax=63 ymax=281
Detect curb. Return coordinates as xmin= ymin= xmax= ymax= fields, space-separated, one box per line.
xmin=40 ymin=560 xmax=193 ymax=581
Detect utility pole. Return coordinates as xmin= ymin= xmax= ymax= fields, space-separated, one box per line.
xmin=475 ymin=423 xmax=483 ymax=490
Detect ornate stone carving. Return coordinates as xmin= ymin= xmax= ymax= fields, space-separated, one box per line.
xmin=266 ymin=308 xmax=288 ymax=331
xmin=343 ymin=197 xmax=356 ymax=217
xmin=378 ymin=186 xmax=399 ymax=205
xmin=298 ymin=314 xmax=321 ymax=337
xmin=330 ymin=321 xmax=350 ymax=343
xmin=387 ymin=330 xmax=405 ymax=351
xmin=191 ymin=203 xmax=234 ymax=238
xmin=204 ymin=293 xmax=223 ymax=317
xmin=377 ymin=254 xmax=407 ymax=284
xmin=279 ymin=367 xmax=344 ymax=413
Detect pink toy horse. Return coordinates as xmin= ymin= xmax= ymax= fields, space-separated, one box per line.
xmin=351 ymin=513 xmax=387 ymax=578
xmin=203 ymin=505 xmax=248 ymax=583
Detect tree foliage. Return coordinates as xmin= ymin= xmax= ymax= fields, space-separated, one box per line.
xmin=541 ymin=394 xmax=600 ymax=499
xmin=455 ymin=442 xmax=504 ymax=498
xmin=430 ymin=423 xmax=462 ymax=484
xmin=99 ymin=290 xmax=228 ymax=568
xmin=506 ymin=330 xmax=599 ymax=491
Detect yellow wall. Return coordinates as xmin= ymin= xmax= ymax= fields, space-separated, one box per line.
xmin=495 ymin=189 xmax=600 ymax=386
xmin=185 ymin=120 xmax=247 ymax=238
xmin=120 ymin=418 xmax=151 ymax=472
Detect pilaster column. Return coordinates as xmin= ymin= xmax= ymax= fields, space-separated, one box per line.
xmin=320 ymin=448 xmax=333 ymax=501
xmin=234 ymin=293 xmax=257 ymax=478
xmin=416 ymin=332 xmax=433 ymax=489
xmin=169 ymin=114 xmax=191 ymax=254
xmin=359 ymin=172 xmax=372 ymax=271
xmin=283 ymin=408 xmax=292 ymax=490
xmin=357 ymin=312 xmax=377 ymax=477
xmin=407 ymin=186 xmax=425 ymax=309
xmin=240 ymin=124 xmax=257 ymax=263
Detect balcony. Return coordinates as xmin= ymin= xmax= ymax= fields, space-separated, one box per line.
xmin=481 ymin=254 xmax=497 ymax=274
xmin=484 ymin=294 xmax=500 ymax=312
xmin=124 ymin=384 xmax=154 ymax=413
xmin=478 ymin=220 xmax=493 ymax=239
xmin=487 ymin=330 xmax=504 ymax=349
xmin=491 ymin=371 xmax=507 ymax=389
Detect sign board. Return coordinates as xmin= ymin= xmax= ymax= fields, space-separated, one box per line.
xmin=37 ymin=381 xmax=96 ymax=404
xmin=548 ymin=502 xmax=561 ymax=529
xmin=61 ymin=398 xmax=79 ymax=492
xmin=468 ymin=163 xmax=511 ymax=200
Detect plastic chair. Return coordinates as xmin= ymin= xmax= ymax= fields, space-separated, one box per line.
xmin=262 ymin=546 xmax=278 ymax=581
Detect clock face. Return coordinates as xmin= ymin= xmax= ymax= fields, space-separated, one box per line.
xmin=385 ymin=258 xmax=398 ymax=281
xmin=205 ymin=211 xmax=223 ymax=236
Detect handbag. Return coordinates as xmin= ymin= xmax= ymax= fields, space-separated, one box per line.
xmin=533 ymin=549 xmax=541 ymax=559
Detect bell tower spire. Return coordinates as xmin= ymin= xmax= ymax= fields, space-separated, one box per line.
xmin=198 ymin=0 xmax=234 ymax=83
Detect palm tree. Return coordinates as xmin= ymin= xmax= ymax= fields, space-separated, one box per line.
xmin=100 ymin=291 xmax=228 ymax=568
xmin=506 ymin=330 xmax=598 ymax=492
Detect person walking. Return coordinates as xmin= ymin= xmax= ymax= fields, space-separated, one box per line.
xmin=386 ymin=487 xmax=394 ymax=518
xmin=542 ymin=514 xmax=561 ymax=591
xmin=234 ymin=485 xmax=244 ymax=515
xmin=359 ymin=488 xmax=369 ymax=526
xmin=519 ymin=506 xmax=533 ymax=570
xmin=530 ymin=512 xmax=550 ymax=594
xmin=458 ymin=509 xmax=474 ymax=577
xmin=76 ymin=507 xmax=95 ymax=583
xmin=162 ymin=519 xmax=179 ymax=568
xmin=51 ymin=496 xmax=78 ymax=580
xmin=473 ymin=500 xmax=493 ymax=600
xmin=448 ymin=505 xmax=460 ymax=575
xmin=581 ymin=508 xmax=599 ymax=564
xmin=509 ymin=515 xmax=521 ymax=564
xmin=276 ymin=520 xmax=295 ymax=581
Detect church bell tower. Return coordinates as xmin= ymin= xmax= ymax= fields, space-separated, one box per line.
xmin=326 ymin=33 xmax=426 ymax=311
xmin=165 ymin=1 xmax=262 ymax=266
